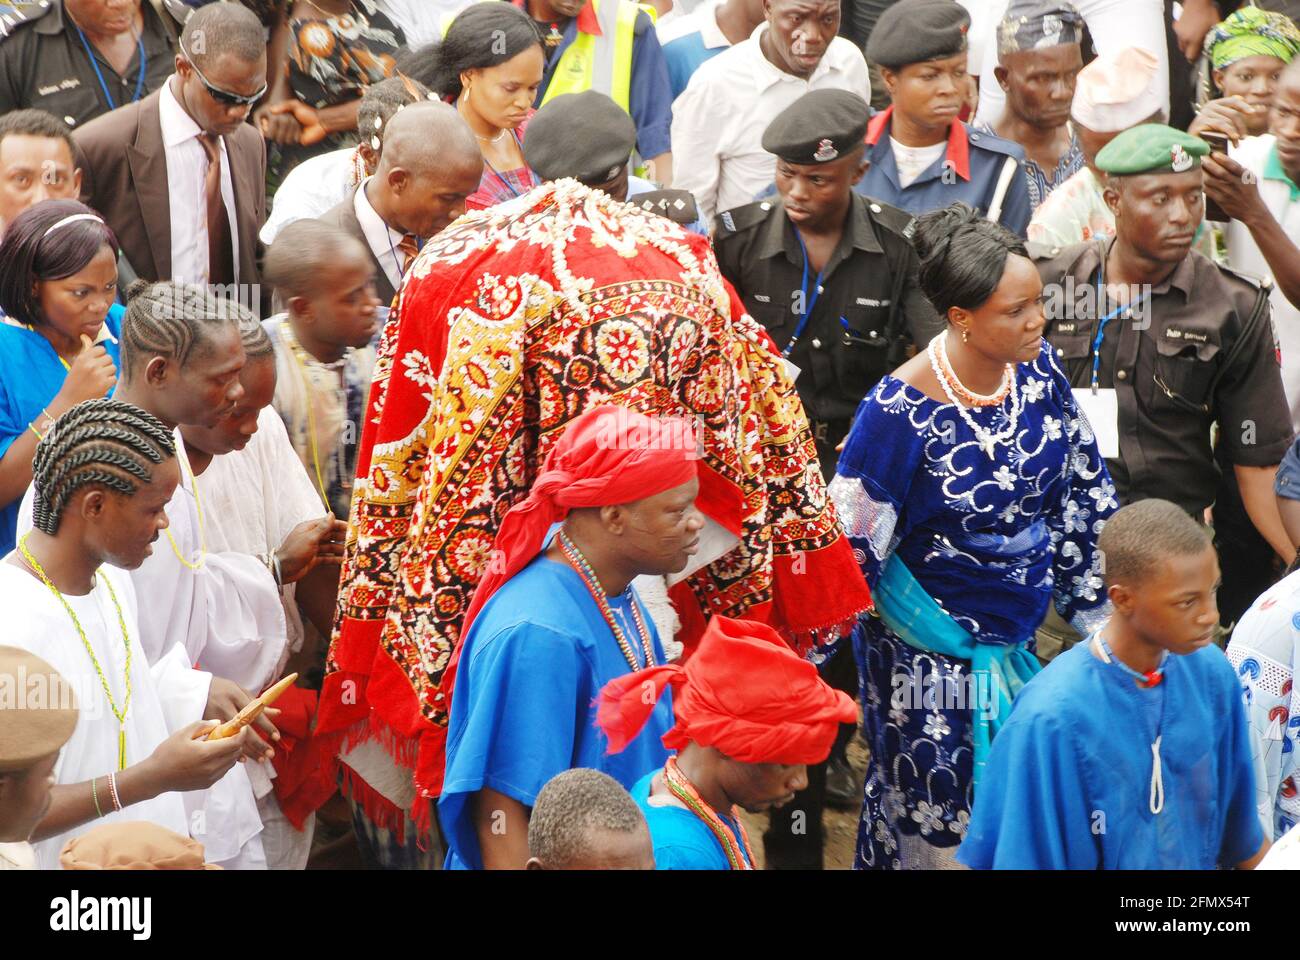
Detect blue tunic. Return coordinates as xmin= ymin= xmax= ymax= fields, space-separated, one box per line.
xmin=631 ymin=769 xmax=753 ymax=870
xmin=958 ymin=638 xmax=1264 ymax=869
xmin=856 ymin=109 xmax=1033 ymax=238
xmin=439 ymin=556 xmax=674 ymax=870
xmin=829 ymin=340 xmax=1114 ymax=868
xmin=0 ymin=304 xmax=124 ymax=555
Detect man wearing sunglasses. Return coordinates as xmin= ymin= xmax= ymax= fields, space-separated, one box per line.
xmin=72 ymin=1 xmax=267 ymax=290
xmin=1034 ymin=122 xmax=1295 ymax=658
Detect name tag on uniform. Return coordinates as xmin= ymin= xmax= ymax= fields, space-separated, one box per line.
xmin=1072 ymin=388 xmax=1119 ymax=458
xmin=780 ymin=356 xmax=801 ymax=383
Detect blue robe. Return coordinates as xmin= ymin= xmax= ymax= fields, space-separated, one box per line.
xmin=631 ymin=769 xmax=753 ymax=870
xmin=0 ymin=305 xmax=124 ymax=555
xmin=958 ymin=639 xmax=1264 ymax=869
xmin=439 ymin=556 xmax=674 ymax=870
xmin=829 ymin=340 xmax=1114 ymax=868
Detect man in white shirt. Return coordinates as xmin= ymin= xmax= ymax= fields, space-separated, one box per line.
xmin=318 ymin=102 xmax=483 ymax=305
xmin=670 ymin=0 xmax=869 ymax=224
xmin=1205 ymin=60 xmax=1300 ymax=431
xmin=74 ymin=3 xmax=268 ymax=288
xmin=261 ymin=76 xmax=432 ymax=247
xmin=376 ymin=0 xmax=466 ymax=46
xmin=972 ymin=0 xmax=1170 ymax=128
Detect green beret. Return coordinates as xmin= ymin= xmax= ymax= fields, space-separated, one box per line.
xmin=762 ymin=90 xmax=869 ymax=165
xmin=866 ymin=0 xmax=970 ymax=70
xmin=522 ymin=91 xmax=637 ymax=184
xmin=1094 ymin=123 xmax=1210 ymax=176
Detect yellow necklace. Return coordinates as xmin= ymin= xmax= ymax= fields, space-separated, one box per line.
xmin=25 ymin=324 xmax=72 ymax=371
xmin=282 ymin=319 xmax=334 ymax=512
xmin=19 ymin=533 xmax=133 ymax=770
xmin=164 ymin=450 xmax=207 ymax=570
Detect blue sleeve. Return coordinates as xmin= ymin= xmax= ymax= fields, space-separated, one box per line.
xmin=958 ymin=710 xmax=1100 ymax=869
xmin=829 ymin=389 xmax=929 ymax=590
xmin=1275 ymin=438 xmax=1300 ymax=500
xmin=1217 ymin=660 xmax=1268 ymax=866
xmin=1043 ymin=348 xmax=1117 ymax=633
xmin=438 ymin=622 xmax=590 ymax=869
xmin=629 ymin=12 xmax=673 ymax=159
xmin=999 ymin=159 xmax=1033 ymax=238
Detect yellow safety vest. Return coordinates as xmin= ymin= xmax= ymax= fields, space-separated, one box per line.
xmin=539 ymin=0 xmax=649 ymax=113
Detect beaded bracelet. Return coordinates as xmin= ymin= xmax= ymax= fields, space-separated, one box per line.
xmin=107 ymin=771 xmax=123 ymax=812
xmin=91 ymin=777 xmax=104 ymax=818
xmin=28 ymin=422 xmax=43 ymax=441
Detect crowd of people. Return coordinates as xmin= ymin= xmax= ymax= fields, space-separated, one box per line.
xmin=5 ymin=0 xmax=1300 ymax=875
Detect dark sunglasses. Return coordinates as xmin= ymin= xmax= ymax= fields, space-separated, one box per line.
xmin=179 ymin=40 xmax=268 ymax=107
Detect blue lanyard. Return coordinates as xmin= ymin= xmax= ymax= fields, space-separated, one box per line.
xmin=1090 ymin=267 xmax=1151 ymax=392
xmin=782 ymin=231 xmax=825 ymax=358
xmin=386 ymin=231 xmax=423 ymax=278
xmin=74 ymin=23 xmax=146 ymax=112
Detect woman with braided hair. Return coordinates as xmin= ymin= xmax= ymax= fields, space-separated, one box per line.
xmin=17 ymin=280 xmax=288 ymax=868
xmin=2 ymin=398 xmax=263 ymax=869
xmin=0 ymin=198 xmax=123 ymax=557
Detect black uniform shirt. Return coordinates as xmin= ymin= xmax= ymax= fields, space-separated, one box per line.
xmin=1035 ymin=239 xmax=1294 ymax=515
xmin=0 ymin=0 xmax=176 ymax=130
xmin=714 ymin=192 xmax=941 ymax=475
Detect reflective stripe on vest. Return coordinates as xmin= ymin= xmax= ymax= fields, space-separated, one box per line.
xmin=539 ymin=0 xmax=646 ymax=112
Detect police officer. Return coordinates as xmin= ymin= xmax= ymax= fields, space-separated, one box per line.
xmin=1034 ymin=123 xmax=1295 ymax=653
xmin=715 ymin=88 xmax=941 ymax=481
xmin=859 ymin=0 xmax=1033 ymax=237
xmin=0 ymin=0 xmax=179 ymax=130
xmin=521 ymin=89 xmax=704 ymax=232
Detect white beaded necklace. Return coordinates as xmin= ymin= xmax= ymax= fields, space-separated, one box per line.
xmin=926 ymin=332 xmax=1021 ymax=461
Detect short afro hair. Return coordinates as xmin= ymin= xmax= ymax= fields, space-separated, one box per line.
xmin=1097 ymin=498 xmax=1213 ymax=589
xmin=527 ymin=769 xmax=648 ymax=867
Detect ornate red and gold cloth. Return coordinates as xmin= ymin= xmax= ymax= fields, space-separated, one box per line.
xmin=316 ymin=180 xmax=872 ymax=811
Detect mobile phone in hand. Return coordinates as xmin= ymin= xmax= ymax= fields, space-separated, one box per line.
xmin=1201 ymin=132 xmax=1231 ymax=222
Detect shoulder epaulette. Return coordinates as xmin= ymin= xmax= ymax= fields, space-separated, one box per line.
xmin=861 ymin=197 xmax=916 ymax=240
xmin=0 ymin=1 xmax=50 ymax=40
xmin=1213 ymin=258 xmax=1271 ymax=291
xmin=712 ymin=199 xmax=776 ymax=238
xmin=966 ymin=126 xmax=1026 ymax=161
xmin=630 ymin=188 xmax=698 ymax=225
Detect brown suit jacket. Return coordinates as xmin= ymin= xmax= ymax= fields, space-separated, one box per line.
xmin=317 ymin=185 xmax=398 ymax=306
xmin=74 ymin=87 xmax=266 ymax=286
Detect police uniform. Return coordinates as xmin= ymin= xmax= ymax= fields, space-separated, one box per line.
xmin=713 ymin=89 xmax=943 ymax=481
xmin=856 ymin=0 xmax=1034 ymax=237
xmin=0 ymin=0 xmax=177 ymax=130
xmin=1035 ymin=125 xmax=1293 ymax=518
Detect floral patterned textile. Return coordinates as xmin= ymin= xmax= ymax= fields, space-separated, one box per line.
xmin=316 ymin=179 xmax=872 ymax=804
xmin=829 ymin=341 xmax=1114 ymax=869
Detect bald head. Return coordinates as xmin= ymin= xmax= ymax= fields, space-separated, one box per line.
xmin=379 ymin=101 xmax=480 ymax=179
xmin=369 ymin=101 xmax=484 ymax=238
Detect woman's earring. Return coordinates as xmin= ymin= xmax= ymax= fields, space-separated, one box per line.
xmin=961 ymin=327 xmax=970 ymax=344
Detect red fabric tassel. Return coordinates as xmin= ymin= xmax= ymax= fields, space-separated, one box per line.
xmin=594 ymin=664 xmax=684 ymax=754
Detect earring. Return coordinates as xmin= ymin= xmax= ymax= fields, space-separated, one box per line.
xmin=961 ymin=327 xmax=970 ymax=344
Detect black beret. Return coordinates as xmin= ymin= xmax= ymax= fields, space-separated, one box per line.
xmin=761 ymin=89 xmax=870 ymax=164
xmin=522 ymin=91 xmax=637 ymax=184
xmin=865 ymin=0 xmax=971 ymax=70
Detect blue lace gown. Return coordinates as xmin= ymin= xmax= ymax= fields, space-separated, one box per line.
xmin=828 ymin=341 xmax=1115 ymax=869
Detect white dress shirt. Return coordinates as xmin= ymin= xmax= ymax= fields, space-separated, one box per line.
xmin=375 ymin=0 xmax=466 ymax=46
xmin=670 ymin=26 xmax=870 ymax=224
xmin=354 ymin=177 xmax=407 ymax=293
xmin=261 ymin=147 xmax=360 ymax=246
xmin=158 ymin=77 xmax=240 ymax=285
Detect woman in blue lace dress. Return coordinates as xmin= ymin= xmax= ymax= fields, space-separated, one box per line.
xmin=828 ymin=203 xmax=1116 ymax=869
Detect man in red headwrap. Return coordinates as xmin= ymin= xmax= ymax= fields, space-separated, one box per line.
xmin=438 ymin=405 xmax=706 ymax=870
xmin=597 ymin=615 xmax=859 ymax=870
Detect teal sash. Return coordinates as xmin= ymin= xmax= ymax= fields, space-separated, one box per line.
xmin=873 ymin=553 xmax=1041 ymax=793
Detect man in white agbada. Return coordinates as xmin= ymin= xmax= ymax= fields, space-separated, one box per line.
xmin=17 ymin=283 xmax=292 ymax=868
xmin=8 ymin=399 xmax=261 ymax=870
xmin=180 ymin=317 xmax=347 ymax=869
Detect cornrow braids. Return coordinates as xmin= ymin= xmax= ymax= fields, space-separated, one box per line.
xmin=120 ymin=280 xmax=243 ymax=380
xmin=32 ymin=399 xmax=176 ymax=536
xmin=238 ymin=313 xmax=274 ymax=361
